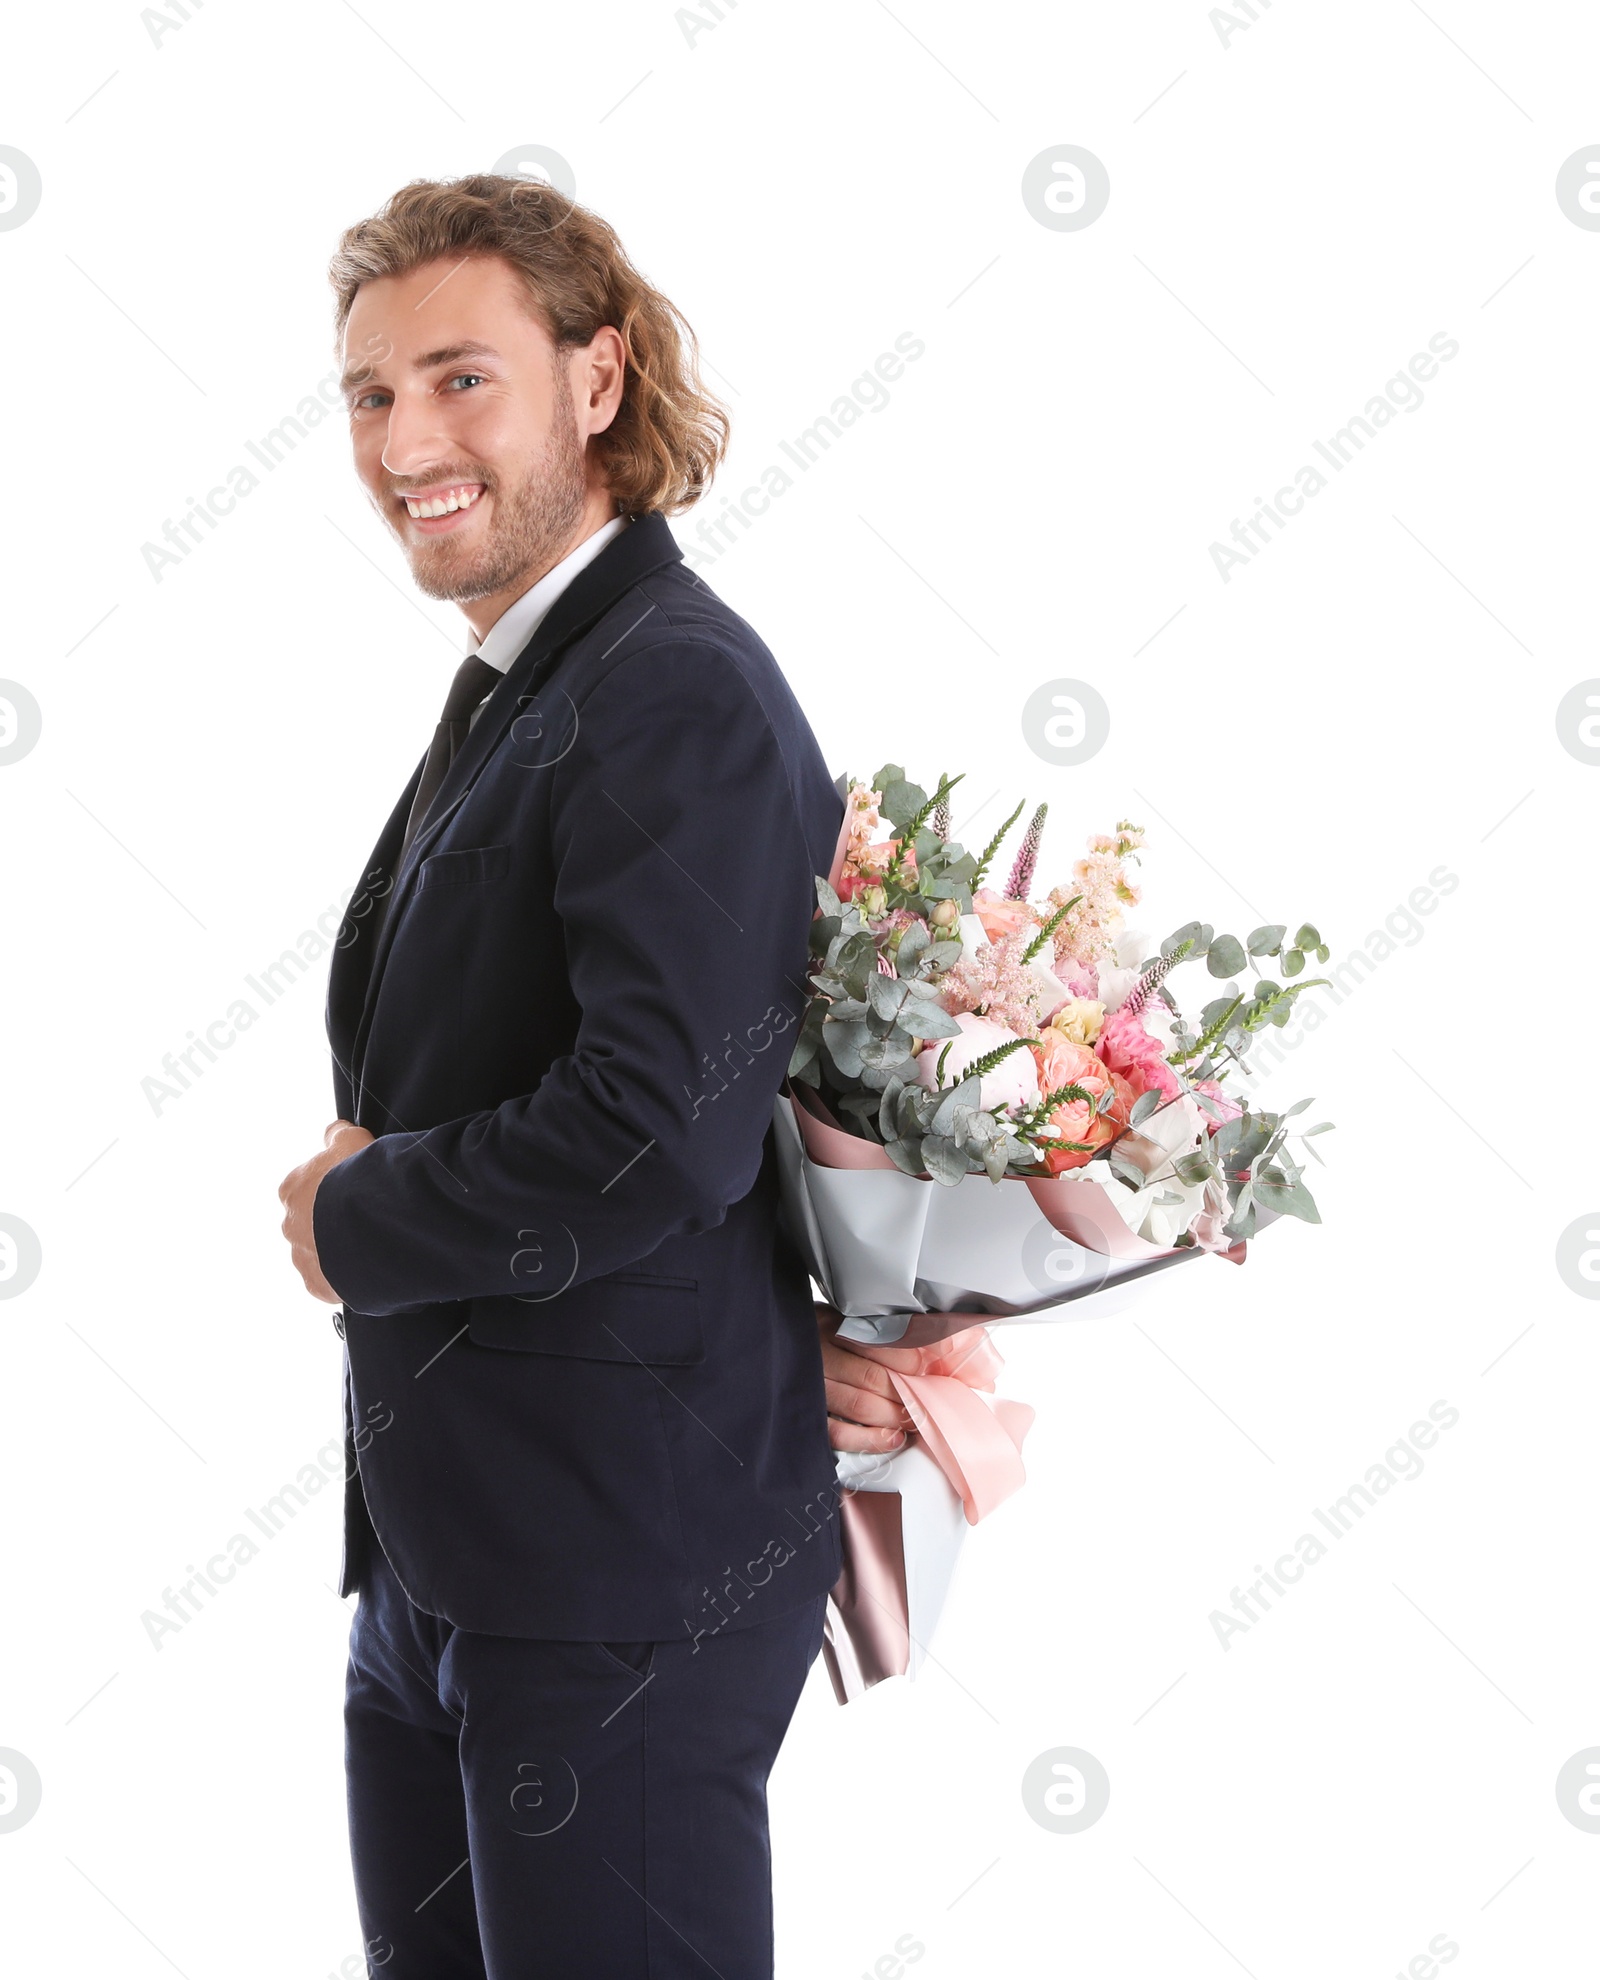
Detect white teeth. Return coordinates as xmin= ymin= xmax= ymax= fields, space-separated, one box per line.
xmin=404 ymin=485 xmax=483 ymax=519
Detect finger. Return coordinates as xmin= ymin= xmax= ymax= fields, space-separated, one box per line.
xmin=823 ymin=1377 xmax=912 ymax=1429
xmin=827 ymin=1416 xmax=909 ymax=1454
xmin=818 ymin=1340 xmax=902 ymax=1398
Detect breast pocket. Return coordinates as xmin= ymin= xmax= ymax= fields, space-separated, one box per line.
xmin=466 ymin=1271 xmax=705 ymax=1366
xmin=416 ymin=842 xmax=511 ymax=891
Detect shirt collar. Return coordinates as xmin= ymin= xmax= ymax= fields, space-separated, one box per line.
xmin=467 ymin=514 xmax=631 ymax=674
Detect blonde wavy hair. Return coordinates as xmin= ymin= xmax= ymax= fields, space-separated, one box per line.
xmin=327 ymin=174 xmax=729 ymax=516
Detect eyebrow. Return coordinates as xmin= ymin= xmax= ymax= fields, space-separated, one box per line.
xmin=340 ymin=340 xmax=504 ymax=398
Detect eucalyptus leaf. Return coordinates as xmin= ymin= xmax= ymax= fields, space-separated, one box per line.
xmin=787 ymin=1035 xmax=819 ymax=1080
xmin=900 ymin=1000 xmax=962 ymax=1040
xmin=1223 ymin=1196 xmax=1257 ymax=1242
xmin=895 ymin=923 xmax=930 ymax=975
xmin=1163 ymin=921 xmax=1209 ymax=959
xmin=932 ymin=1074 xmax=981 ymax=1138
xmin=822 ymin=1018 xmax=870 ymax=1077
xmin=884 ymin=1136 xmax=927 ymax=1176
xmin=1252 ymin=1177 xmax=1321 ymax=1223
xmin=878 ymin=778 xmax=927 ymax=829
xmin=865 ymin=972 xmax=905 ymax=1021
xmin=1207 ymin=934 xmax=1247 ymax=978
xmin=920 ymin=940 xmax=965 ymax=973
xmin=922 ymin=1134 xmax=969 ymax=1186
xmin=859 ymin=1029 xmax=915 ymax=1070
xmin=1247 ymin=924 xmax=1286 ymax=955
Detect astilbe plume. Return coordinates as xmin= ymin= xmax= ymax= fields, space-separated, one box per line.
xmin=938 ymin=933 xmax=1046 ymax=1037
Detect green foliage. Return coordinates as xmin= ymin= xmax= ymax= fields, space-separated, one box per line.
xmin=795 ymin=776 xmax=1334 ymax=1233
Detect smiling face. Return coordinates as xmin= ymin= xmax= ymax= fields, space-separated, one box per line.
xmin=341 ymin=255 xmax=624 ymax=631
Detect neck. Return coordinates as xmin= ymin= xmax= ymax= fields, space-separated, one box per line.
xmin=461 ymin=484 xmax=620 ymax=642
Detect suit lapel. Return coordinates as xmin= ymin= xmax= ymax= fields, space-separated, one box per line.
xmin=343 ymin=513 xmax=684 ymax=1102
xmin=325 ymin=752 xmax=426 ymax=1105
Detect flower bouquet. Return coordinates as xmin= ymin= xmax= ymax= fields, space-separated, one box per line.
xmin=776 ymin=766 xmax=1333 ymax=1702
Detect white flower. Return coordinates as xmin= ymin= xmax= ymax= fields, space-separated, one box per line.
xmin=912 ymin=1014 xmax=1040 ymax=1113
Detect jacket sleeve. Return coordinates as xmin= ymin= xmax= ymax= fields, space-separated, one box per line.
xmin=311 ymin=636 xmax=824 ymax=1316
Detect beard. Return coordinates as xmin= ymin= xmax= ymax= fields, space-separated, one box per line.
xmin=397 ymin=365 xmax=590 ymax=606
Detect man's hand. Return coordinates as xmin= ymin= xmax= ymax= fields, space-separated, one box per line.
xmin=278 ymin=1120 xmax=375 ymax=1304
xmin=816 ymin=1302 xmax=922 ymax=1454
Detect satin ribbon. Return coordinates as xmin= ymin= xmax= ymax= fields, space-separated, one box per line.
xmin=862 ymin=1325 xmax=1034 ymax=1525
xmin=822 ymin=1322 xmax=1034 ymax=1704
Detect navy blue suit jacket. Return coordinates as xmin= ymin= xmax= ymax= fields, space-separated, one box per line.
xmin=316 ymin=513 xmax=845 ymax=1640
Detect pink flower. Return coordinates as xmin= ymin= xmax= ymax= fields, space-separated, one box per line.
xmin=1097 ymin=1004 xmax=1182 ymax=1103
xmin=1191 ymin=1176 xmax=1234 ymax=1252
xmin=1029 ymin=1032 xmax=1135 ymax=1174
xmin=972 ymin=887 xmax=1037 ymax=944
xmin=864 ymin=838 xmax=913 ymax=879
xmin=1196 ymin=1080 xmax=1242 ymax=1132
xmin=939 ymin=933 xmax=1046 ymax=1037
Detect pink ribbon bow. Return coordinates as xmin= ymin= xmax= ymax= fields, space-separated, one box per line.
xmin=822 ymin=1324 xmax=1034 ymax=1705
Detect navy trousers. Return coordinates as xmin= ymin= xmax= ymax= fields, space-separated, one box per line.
xmin=344 ymin=1541 xmax=828 ymax=1978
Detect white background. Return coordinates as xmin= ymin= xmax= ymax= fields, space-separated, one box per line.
xmin=3 ymin=2 xmax=1597 ymax=1974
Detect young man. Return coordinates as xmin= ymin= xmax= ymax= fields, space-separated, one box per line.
xmin=274 ymin=175 xmax=911 ymax=1979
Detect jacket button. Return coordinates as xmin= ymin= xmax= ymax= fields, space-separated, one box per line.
xmin=333 ymin=1309 xmax=346 ymax=1339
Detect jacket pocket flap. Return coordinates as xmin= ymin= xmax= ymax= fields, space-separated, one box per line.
xmin=417 ymin=842 xmax=511 ymax=891
xmin=466 ymin=1273 xmax=704 ymax=1364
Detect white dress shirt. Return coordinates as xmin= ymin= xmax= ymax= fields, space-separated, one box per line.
xmin=464 ymin=513 xmax=630 ymax=730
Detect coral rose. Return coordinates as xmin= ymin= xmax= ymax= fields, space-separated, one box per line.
xmin=972 ymin=887 xmax=1037 ymax=944
xmin=1029 ymin=1031 xmax=1135 ymax=1174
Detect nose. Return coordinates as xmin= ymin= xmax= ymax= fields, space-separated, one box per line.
xmin=379 ymin=386 xmax=458 ymax=480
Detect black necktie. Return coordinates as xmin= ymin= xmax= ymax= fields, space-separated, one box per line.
xmin=399 ymin=653 xmax=501 ymax=867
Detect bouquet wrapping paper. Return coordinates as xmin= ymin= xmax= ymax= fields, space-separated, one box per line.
xmin=776 ymin=1089 xmax=1216 ymax=1703
xmin=774 ymin=1084 xmax=1203 ymax=1348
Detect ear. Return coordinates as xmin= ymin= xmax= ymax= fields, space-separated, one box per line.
xmin=573 ymin=325 xmax=626 ymax=438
